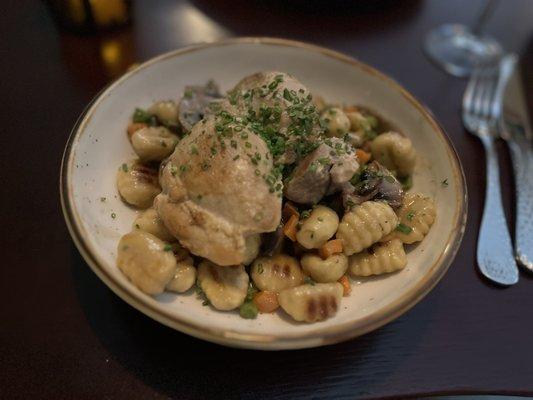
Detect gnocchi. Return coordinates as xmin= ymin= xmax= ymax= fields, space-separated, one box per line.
xmin=133 ymin=208 xmax=175 ymax=242
xmin=278 ymin=283 xmax=343 ymax=323
xmin=321 ymin=107 xmax=350 ymax=137
xmin=131 ymin=126 xmax=179 ymax=162
xmin=117 ymin=231 xmax=177 ymax=295
xmin=296 ymin=206 xmax=339 ymax=249
xmin=384 ymin=193 xmax=437 ymax=244
xmin=166 ymin=255 xmax=196 ymax=293
xmin=148 ymin=100 xmax=179 ymax=125
xmin=116 ymin=160 xmax=161 ymax=208
xmin=251 ymin=254 xmax=303 ymax=292
xmin=336 ymin=201 xmax=398 ymax=255
xmin=370 ymin=131 xmax=416 ymax=176
xmin=348 ymin=239 xmax=407 ymax=276
xmin=301 ymin=253 xmax=348 ymax=283
xmin=197 ymin=261 xmax=249 ymax=311
xmin=344 ymin=109 xmax=378 ymax=134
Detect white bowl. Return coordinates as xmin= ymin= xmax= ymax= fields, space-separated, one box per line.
xmin=61 ymin=38 xmax=467 ymax=350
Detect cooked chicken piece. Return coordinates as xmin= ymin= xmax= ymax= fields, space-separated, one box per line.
xmin=155 ymin=116 xmax=282 ymax=266
xmin=284 ymin=138 xmax=359 ymax=205
xmin=327 ymin=139 xmax=360 ymax=194
xmin=223 ymin=71 xmax=323 ymax=164
xmin=178 ymin=80 xmax=222 ymax=132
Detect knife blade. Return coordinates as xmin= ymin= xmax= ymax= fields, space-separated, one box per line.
xmin=500 ymin=54 xmax=533 ymax=271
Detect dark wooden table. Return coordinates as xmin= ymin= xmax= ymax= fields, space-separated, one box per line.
xmin=2 ymin=1 xmax=533 ymax=398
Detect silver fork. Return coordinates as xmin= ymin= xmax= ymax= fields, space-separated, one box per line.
xmin=462 ymin=63 xmax=519 ymax=285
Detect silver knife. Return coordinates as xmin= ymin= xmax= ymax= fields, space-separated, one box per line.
xmin=499 ymin=54 xmax=533 ymax=271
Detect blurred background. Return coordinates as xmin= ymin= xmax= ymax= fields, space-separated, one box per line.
xmin=32 ymin=1 xmax=532 ymax=92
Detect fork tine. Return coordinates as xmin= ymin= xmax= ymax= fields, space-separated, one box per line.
xmin=480 ymin=70 xmax=493 ymax=119
xmin=473 ymin=70 xmax=487 ymax=118
xmin=482 ymin=67 xmax=498 ymax=121
xmin=463 ymin=66 xmax=481 ymax=118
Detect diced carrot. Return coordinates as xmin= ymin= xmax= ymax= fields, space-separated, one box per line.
xmin=344 ymin=105 xmax=359 ymax=113
xmin=283 ymin=214 xmax=299 ymax=242
xmin=319 ymin=239 xmax=343 ymax=259
xmin=127 ymin=122 xmax=148 ymax=138
xmin=356 ymin=149 xmax=371 ymax=164
xmin=282 ymin=202 xmax=299 ymax=222
xmin=338 ymin=275 xmax=351 ymax=297
xmin=253 ymin=291 xmax=279 ymax=313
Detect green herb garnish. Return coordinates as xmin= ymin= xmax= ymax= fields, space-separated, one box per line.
xmin=132 ymin=108 xmax=152 ymax=123
xmin=304 ymin=276 xmax=316 ymax=286
xmin=396 ymin=223 xmax=413 ymax=234
xmin=300 ymin=210 xmax=311 ymax=219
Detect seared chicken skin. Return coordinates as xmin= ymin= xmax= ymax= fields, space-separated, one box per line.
xmin=222 ymin=71 xmax=323 ymax=165
xmin=155 ymin=116 xmax=281 ymax=266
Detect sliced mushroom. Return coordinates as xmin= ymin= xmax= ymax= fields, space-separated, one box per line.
xmin=343 ymin=161 xmax=404 ymax=209
xmin=178 ymin=80 xmax=222 ymax=132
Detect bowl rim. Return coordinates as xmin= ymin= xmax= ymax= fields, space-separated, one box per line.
xmin=60 ymin=37 xmax=468 ymax=350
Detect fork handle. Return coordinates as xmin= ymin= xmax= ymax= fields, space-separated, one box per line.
xmin=477 ymin=135 xmax=518 ymax=285
xmin=506 ymin=136 xmax=533 ymax=271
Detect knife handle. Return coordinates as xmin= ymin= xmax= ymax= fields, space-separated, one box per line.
xmin=507 ymin=136 xmax=533 ymax=271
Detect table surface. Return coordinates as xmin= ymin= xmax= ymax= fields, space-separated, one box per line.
xmin=2 ymin=0 xmax=533 ymax=399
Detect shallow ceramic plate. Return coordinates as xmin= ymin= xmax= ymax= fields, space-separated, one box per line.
xmin=61 ymin=37 xmax=467 ymax=350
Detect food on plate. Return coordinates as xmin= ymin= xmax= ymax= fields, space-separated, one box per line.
xmin=117 ymin=231 xmax=177 ymax=295
xmin=278 ymin=282 xmax=343 ymax=323
xmin=197 ymin=260 xmax=249 ymax=311
xmin=301 ymin=253 xmax=348 ymax=283
xmin=130 ymin=126 xmax=179 ymax=162
xmin=348 ymin=238 xmax=407 ymax=277
xmin=133 ymin=208 xmax=175 ymax=242
xmin=251 ymin=254 xmax=304 ymax=292
xmin=114 ymin=71 xmax=436 ymax=323
xmin=116 ymin=160 xmax=160 ymax=208
xmin=382 ymin=193 xmax=436 ymax=244
xmin=336 ymin=201 xmax=398 ymax=255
